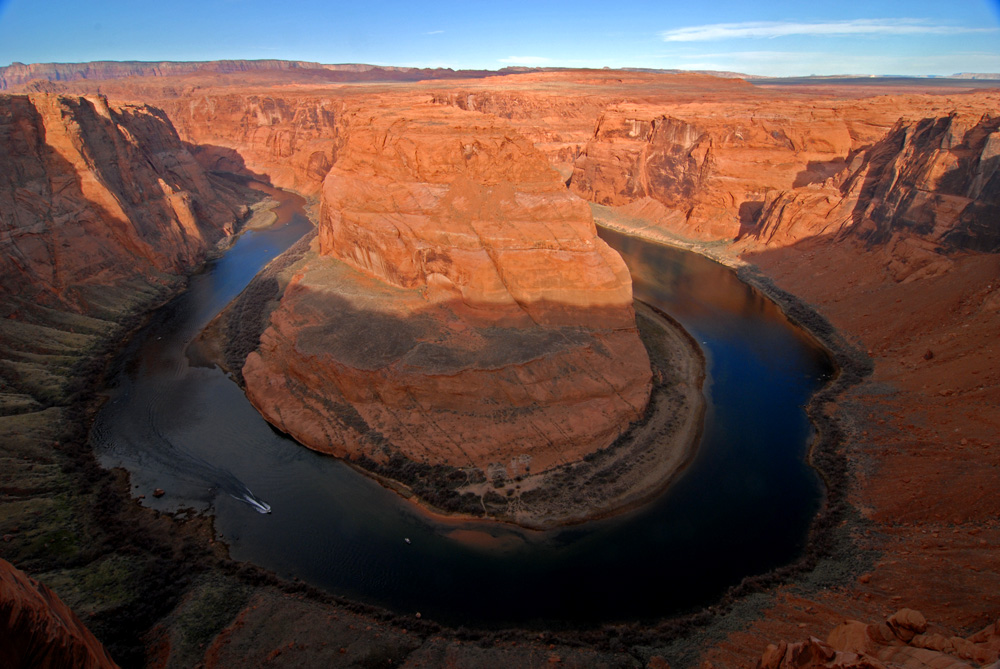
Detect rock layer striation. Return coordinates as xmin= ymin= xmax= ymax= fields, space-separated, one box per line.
xmin=0 ymin=92 xmax=258 ymax=408
xmin=0 ymin=93 xmax=252 ymax=312
xmin=750 ymin=113 xmax=1000 ymax=255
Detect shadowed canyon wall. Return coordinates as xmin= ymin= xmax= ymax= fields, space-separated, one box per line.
xmin=0 ymin=93 xmax=252 ymax=312
xmin=0 ymin=91 xmax=264 ymax=666
xmin=0 ymin=93 xmax=258 ymax=407
xmin=568 ymin=101 xmax=926 ymax=240
xmin=750 ymin=113 xmax=1000 ymax=255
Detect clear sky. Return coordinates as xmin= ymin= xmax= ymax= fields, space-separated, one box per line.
xmin=1 ymin=0 xmax=998 ymax=77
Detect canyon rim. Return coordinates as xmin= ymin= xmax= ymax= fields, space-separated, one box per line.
xmin=0 ymin=59 xmax=998 ymax=669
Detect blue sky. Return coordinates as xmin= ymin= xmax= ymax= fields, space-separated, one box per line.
xmin=1 ymin=0 xmax=998 ymax=76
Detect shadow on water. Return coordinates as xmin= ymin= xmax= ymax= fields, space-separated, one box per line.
xmin=91 ymin=188 xmax=834 ymax=629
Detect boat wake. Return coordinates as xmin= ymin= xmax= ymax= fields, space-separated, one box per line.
xmin=93 ymin=395 xmax=273 ymax=515
xmin=231 ymin=491 xmax=272 ymax=514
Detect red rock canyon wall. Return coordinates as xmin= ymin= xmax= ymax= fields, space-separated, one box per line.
xmin=0 ymin=93 xmax=252 ymax=312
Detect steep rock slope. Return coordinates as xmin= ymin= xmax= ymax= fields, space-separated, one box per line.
xmin=571 ymin=105 xmax=858 ymax=240
xmin=242 ymin=103 xmax=655 ymax=521
xmin=680 ymin=111 xmax=1000 ymax=667
xmin=0 ymin=558 xmax=118 ymax=669
xmin=568 ymin=94 xmax=1000 ymax=241
xmin=0 ymin=93 xmax=257 ymax=407
xmin=750 ymin=113 xmax=1000 ymax=257
xmin=0 ymin=93 xmax=262 ymax=664
xmin=0 ymin=93 xmax=251 ymax=311
xmin=159 ymin=94 xmax=342 ymax=196
xmin=318 ymin=104 xmax=638 ymax=327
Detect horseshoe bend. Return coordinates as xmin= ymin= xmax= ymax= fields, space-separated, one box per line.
xmin=0 ymin=58 xmax=999 ymax=668
xmin=230 ymin=103 xmax=708 ymax=528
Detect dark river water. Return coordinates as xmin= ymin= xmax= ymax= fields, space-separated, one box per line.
xmin=92 ymin=186 xmax=834 ymax=628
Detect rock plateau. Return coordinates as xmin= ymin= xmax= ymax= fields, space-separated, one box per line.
xmin=241 ymin=103 xmax=660 ymax=524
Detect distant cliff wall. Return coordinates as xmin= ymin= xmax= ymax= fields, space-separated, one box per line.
xmin=159 ymin=94 xmax=343 ymax=196
xmin=751 ymin=113 xmax=1000 ymax=253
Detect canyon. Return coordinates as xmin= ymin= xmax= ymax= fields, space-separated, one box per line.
xmin=0 ymin=62 xmax=998 ymax=668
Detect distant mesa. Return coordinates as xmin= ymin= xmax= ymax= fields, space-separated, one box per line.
xmin=0 ymin=59 xmax=545 ymax=91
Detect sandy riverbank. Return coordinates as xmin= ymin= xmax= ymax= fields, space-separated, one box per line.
xmin=342 ymin=299 xmax=707 ymax=530
xmin=586 ymin=202 xmax=1000 ymax=669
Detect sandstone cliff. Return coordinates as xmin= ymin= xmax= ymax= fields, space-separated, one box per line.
xmin=566 ymin=94 xmax=999 ymax=242
xmin=0 ymin=93 xmax=257 ymax=407
xmin=570 ymin=105 xmax=859 ymax=240
xmin=0 ymin=558 xmax=118 ymax=668
xmin=159 ymin=93 xmax=342 ymax=196
xmin=750 ymin=113 xmax=1000 ymax=256
xmin=242 ymin=103 xmax=657 ymax=523
xmin=0 ymin=93 xmax=252 ymax=312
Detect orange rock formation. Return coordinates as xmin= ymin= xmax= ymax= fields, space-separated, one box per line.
xmin=750 ymin=113 xmax=1000 ymax=255
xmin=757 ymin=609 xmax=1000 ymax=669
xmin=159 ymin=94 xmax=342 ymax=196
xmin=569 ymin=96 xmax=998 ymax=241
xmin=0 ymin=93 xmax=253 ymax=312
xmin=243 ymin=102 xmax=652 ymax=482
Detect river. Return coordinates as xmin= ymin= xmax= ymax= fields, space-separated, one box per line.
xmin=91 ymin=185 xmax=833 ymax=628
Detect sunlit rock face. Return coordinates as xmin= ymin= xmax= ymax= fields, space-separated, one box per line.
xmin=160 ymin=93 xmax=342 ymax=196
xmin=318 ymin=104 xmax=638 ymax=328
xmin=0 ymin=93 xmax=251 ymax=311
xmin=570 ymin=106 xmax=856 ymax=241
xmin=243 ymin=103 xmax=652 ymax=478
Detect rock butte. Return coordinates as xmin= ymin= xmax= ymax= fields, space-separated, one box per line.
xmin=0 ymin=63 xmax=999 ymax=667
xmin=242 ymin=102 xmax=654 ymax=488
